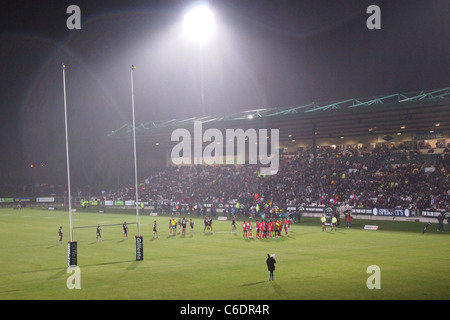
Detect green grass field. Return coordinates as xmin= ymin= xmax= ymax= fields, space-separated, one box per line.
xmin=0 ymin=207 xmax=449 ymax=300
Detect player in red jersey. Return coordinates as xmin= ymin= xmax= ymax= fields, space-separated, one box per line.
xmin=242 ymin=220 xmax=247 ymax=239
xmin=264 ymin=221 xmax=268 ymax=238
xmin=255 ymin=220 xmax=260 ymax=238
xmin=261 ymin=220 xmax=267 ymax=238
xmin=246 ymin=220 xmax=252 ymax=238
xmin=269 ymin=221 xmax=274 ymax=238
xmin=284 ymin=218 xmax=290 ymax=236
xmin=273 ymin=220 xmax=280 ymax=238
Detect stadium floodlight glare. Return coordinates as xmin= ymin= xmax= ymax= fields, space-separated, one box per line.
xmin=183 ymin=4 xmax=216 ymax=44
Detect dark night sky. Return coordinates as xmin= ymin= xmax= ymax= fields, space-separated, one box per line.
xmin=0 ymin=0 xmax=449 ymax=191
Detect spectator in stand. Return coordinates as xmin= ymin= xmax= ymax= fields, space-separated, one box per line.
xmin=100 ymin=143 xmax=449 ymax=216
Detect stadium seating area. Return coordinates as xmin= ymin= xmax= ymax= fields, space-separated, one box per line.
xmin=108 ymin=144 xmax=450 ymax=212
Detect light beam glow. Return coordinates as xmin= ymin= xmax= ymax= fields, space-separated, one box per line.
xmin=183 ymin=5 xmax=216 ymax=44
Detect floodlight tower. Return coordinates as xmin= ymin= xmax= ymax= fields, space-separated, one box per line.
xmin=183 ymin=4 xmax=216 ymax=115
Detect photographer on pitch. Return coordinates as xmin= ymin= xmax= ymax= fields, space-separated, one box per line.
xmin=266 ymin=254 xmax=276 ymax=281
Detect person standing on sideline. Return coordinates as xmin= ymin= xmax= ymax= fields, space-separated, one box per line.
xmin=331 ymin=215 xmax=337 ymax=231
xmin=345 ymin=211 xmax=352 ymax=228
xmin=58 ymin=226 xmax=63 ymax=244
xmin=321 ymin=215 xmax=327 ymax=232
xmin=437 ymin=212 xmax=445 ymax=232
xmin=190 ymin=219 xmax=194 ymax=235
xmin=266 ymin=254 xmax=276 ymax=281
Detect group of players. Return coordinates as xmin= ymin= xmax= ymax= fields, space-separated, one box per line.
xmin=237 ymin=218 xmax=290 ymax=239
xmin=168 ymin=217 xmax=194 ymax=236
xmin=58 ymin=216 xmax=291 ymax=243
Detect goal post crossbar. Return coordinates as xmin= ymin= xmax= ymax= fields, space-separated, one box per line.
xmin=73 ymin=222 xmax=137 ymax=229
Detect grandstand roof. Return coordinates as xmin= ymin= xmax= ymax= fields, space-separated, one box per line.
xmin=109 ymin=87 xmax=450 ymax=145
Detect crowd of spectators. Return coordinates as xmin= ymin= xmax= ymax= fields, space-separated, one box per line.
xmin=106 ymin=144 xmax=450 ymax=214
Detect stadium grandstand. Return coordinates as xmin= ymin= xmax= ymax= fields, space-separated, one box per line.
xmin=101 ymin=87 xmax=450 ymax=219
xmin=3 ymin=88 xmax=448 ymax=219
xmin=110 ymin=87 xmax=450 ymax=162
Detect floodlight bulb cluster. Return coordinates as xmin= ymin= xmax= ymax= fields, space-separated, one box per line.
xmin=183 ymin=5 xmax=216 ymax=43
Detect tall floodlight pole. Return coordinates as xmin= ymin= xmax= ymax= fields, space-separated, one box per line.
xmin=63 ymin=63 xmax=77 ymax=267
xmin=131 ymin=65 xmax=143 ymax=260
xmin=183 ymin=4 xmax=215 ymax=116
